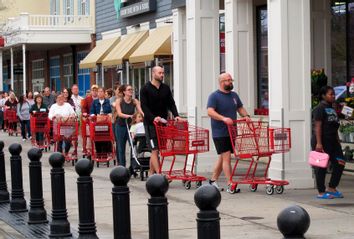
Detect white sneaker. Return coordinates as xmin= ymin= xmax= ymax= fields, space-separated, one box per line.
xmin=209 ymin=180 xmax=224 ymax=191
xmin=22 ymin=138 xmax=26 ymax=142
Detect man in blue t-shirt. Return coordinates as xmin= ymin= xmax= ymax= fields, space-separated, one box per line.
xmin=207 ymin=72 xmax=250 ymax=193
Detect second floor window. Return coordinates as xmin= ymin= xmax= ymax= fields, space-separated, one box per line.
xmin=64 ymin=0 xmax=74 ymax=15
xmin=50 ymin=0 xmax=60 ymax=15
xmin=78 ymin=0 xmax=90 ymax=15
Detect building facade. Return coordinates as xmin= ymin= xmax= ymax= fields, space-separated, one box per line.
xmin=0 ymin=0 xmax=95 ymax=96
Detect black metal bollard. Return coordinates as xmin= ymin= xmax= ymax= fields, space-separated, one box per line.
xmin=146 ymin=174 xmax=169 ymax=239
xmin=277 ymin=205 xmax=310 ymax=239
xmin=28 ymin=148 xmax=48 ymax=224
xmin=110 ymin=166 xmax=131 ymax=239
xmin=48 ymin=153 xmax=72 ymax=238
xmin=0 ymin=141 xmax=9 ymax=203
xmin=9 ymin=143 xmax=27 ymax=213
xmin=194 ymin=184 xmax=221 ymax=239
xmin=75 ymin=158 xmax=98 ymax=239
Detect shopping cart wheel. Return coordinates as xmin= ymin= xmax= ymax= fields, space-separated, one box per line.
xmin=266 ymin=185 xmax=274 ymax=195
xmin=249 ymin=184 xmax=258 ymax=192
xmin=184 ymin=181 xmax=191 ymax=190
xmin=275 ymin=185 xmax=284 ymax=194
xmin=196 ymin=181 xmax=202 ymax=188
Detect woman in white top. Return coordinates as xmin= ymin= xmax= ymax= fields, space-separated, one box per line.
xmin=49 ymin=94 xmax=76 ymax=154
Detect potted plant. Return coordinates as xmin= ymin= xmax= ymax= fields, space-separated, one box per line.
xmin=339 ymin=124 xmax=354 ymax=142
xmin=311 ymin=69 xmax=328 ymax=108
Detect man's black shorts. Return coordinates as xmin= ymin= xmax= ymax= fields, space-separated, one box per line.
xmin=213 ymin=137 xmax=233 ymax=155
xmin=144 ymin=124 xmax=159 ymax=150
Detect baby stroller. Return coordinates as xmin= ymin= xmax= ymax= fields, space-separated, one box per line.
xmin=126 ymin=121 xmax=150 ymax=181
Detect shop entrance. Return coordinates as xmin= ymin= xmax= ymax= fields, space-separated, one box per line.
xmin=130 ymin=65 xmax=149 ymax=100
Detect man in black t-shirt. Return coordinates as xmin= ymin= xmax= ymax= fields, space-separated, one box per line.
xmin=140 ymin=66 xmax=182 ymax=175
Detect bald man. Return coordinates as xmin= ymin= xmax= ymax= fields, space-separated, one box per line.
xmin=140 ymin=66 xmax=182 ymax=175
xmin=207 ymin=73 xmax=250 ymax=193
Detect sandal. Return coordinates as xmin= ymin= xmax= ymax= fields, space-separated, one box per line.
xmin=327 ymin=191 xmax=344 ymax=198
xmin=316 ymin=193 xmax=334 ymax=199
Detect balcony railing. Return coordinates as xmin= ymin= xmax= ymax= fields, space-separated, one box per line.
xmin=5 ymin=13 xmax=93 ymax=31
xmin=29 ymin=15 xmax=93 ymax=28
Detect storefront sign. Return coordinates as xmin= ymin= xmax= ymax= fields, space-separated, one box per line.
xmin=220 ymin=32 xmax=225 ymax=54
xmin=0 ymin=37 xmax=4 ymax=47
xmin=120 ymin=0 xmax=156 ymax=18
xmin=14 ymin=66 xmax=23 ymax=75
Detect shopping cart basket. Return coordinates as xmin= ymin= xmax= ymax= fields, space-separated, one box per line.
xmin=154 ymin=120 xmax=209 ymax=189
xmin=53 ymin=117 xmax=79 ymax=165
xmin=4 ymin=109 xmax=19 ymax=136
xmin=81 ymin=114 xmax=91 ymax=156
xmin=89 ymin=115 xmax=116 ymax=167
xmin=30 ymin=112 xmax=50 ymax=151
xmin=227 ymin=119 xmax=291 ymax=195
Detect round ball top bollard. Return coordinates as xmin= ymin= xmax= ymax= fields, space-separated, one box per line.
xmin=277 ymin=205 xmax=310 ymax=238
xmin=49 ymin=153 xmax=65 ymax=168
xmin=146 ymin=174 xmax=169 ymax=197
xmin=194 ymin=185 xmax=221 ymax=211
xmin=75 ymin=158 xmax=94 ymax=176
xmin=27 ymin=148 xmax=43 ymax=162
xmin=0 ymin=141 xmax=4 ymax=151
xmin=110 ymin=166 xmax=130 ymax=186
xmin=9 ymin=143 xmax=22 ymax=156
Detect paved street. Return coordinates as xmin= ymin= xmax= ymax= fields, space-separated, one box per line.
xmin=0 ymin=131 xmax=354 ymax=239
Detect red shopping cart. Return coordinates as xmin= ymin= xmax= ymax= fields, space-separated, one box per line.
xmin=4 ymin=109 xmax=19 ymax=136
xmin=154 ymin=120 xmax=209 ymax=189
xmin=89 ymin=115 xmax=116 ymax=167
xmin=227 ymin=119 xmax=291 ymax=195
xmin=53 ymin=117 xmax=79 ymax=165
xmin=81 ymin=114 xmax=91 ymax=156
xmin=30 ymin=112 xmax=50 ymax=151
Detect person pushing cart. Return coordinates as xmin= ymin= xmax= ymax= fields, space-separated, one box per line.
xmin=207 ymin=72 xmax=250 ymax=193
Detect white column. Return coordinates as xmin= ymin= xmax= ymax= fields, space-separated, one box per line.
xmin=268 ymin=0 xmax=313 ymax=188
xmin=311 ymin=0 xmax=331 ymax=83
xmin=186 ymin=0 xmax=220 ymax=126
xmin=22 ymin=44 xmax=26 ymax=95
xmin=0 ymin=50 xmax=3 ymax=91
xmin=10 ymin=48 xmax=14 ymax=91
xmin=172 ymin=7 xmax=187 ymax=114
xmin=101 ymin=65 xmax=104 ymax=87
xmin=186 ymin=0 xmax=220 ymax=172
xmin=125 ymin=61 xmax=129 ymax=85
xmin=225 ymin=0 xmax=255 ymax=113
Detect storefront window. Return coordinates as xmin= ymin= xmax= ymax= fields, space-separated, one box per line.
xmin=32 ymin=59 xmax=44 ymax=93
xmin=331 ymin=1 xmax=348 ymax=86
xmin=63 ymin=54 xmax=73 ymax=88
xmin=256 ymin=6 xmax=268 ymax=109
xmin=331 ymin=1 xmax=354 ymax=86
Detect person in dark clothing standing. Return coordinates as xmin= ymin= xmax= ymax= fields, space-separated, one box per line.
xmin=312 ymin=86 xmax=345 ymax=199
xmin=115 ymin=84 xmax=144 ymax=167
xmin=140 ymin=66 xmax=183 ymax=175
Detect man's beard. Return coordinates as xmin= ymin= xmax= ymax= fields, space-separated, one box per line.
xmin=224 ymin=84 xmax=234 ymax=91
xmin=155 ymin=77 xmax=163 ymax=83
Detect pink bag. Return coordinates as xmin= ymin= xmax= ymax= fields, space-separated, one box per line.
xmin=308 ymin=151 xmax=329 ymax=168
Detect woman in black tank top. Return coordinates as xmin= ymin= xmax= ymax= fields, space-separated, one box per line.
xmin=115 ymin=84 xmax=144 ymax=167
